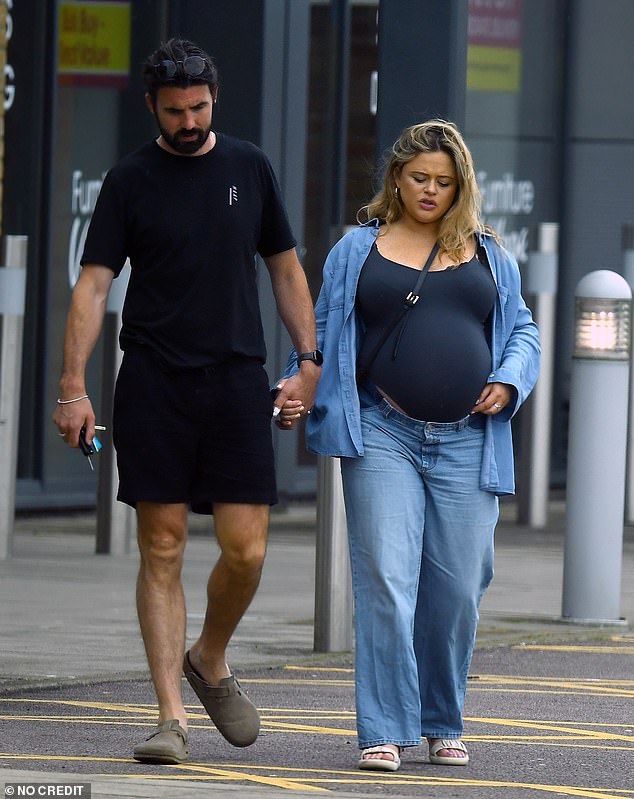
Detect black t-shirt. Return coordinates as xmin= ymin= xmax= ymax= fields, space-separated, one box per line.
xmin=81 ymin=134 xmax=296 ymax=368
xmin=356 ymin=244 xmax=496 ymax=421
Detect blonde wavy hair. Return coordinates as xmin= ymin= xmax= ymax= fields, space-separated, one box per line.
xmin=359 ymin=119 xmax=494 ymax=263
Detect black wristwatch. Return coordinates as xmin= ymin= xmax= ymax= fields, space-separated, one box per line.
xmin=297 ymin=350 xmax=323 ymax=367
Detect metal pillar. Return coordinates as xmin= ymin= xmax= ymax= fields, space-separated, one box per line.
xmin=562 ymin=270 xmax=631 ymax=623
xmin=95 ymin=263 xmax=134 ymax=554
xmin=517 ymin=223 xmax=558 ymax=528
xmin=313 ymin=456 xmax=353 ymax=652
xmin=0 ymin=235 xmax=27 ymax=559
xmin=622 ymin=223 xmax=634 ymax=524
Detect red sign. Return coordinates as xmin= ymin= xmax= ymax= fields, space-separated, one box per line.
xmin=468 ymin=0 xmax=523 ymax=48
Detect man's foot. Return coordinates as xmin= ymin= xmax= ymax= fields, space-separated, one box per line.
xmin=133 ymin=719 xmax=189 ymax=764
xmin=427 ymin=738 xmax=469 ymax=766
xmin=183 ymin=650 xmax=260 ymax=747
xmin=358 ymin=744 xmax=401 ymax=772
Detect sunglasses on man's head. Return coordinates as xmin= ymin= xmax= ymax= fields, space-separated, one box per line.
xmin=153 ymin=56 xmax=206 ymax=79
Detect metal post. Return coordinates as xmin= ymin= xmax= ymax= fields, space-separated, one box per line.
xmin=562 ymin=270 xmax=631 ymax=622
xmin=0 ymin=235 xmax=27 ymax=559
xmin=517 ymin=223 xmax=558 ymax=528
xmin=622 ymin=223 xmax=634 ymax=524
xmin=313 ymin=456 xmax=353 ymax=652
xmin=96 ymin=263 xmax=134 ymax=554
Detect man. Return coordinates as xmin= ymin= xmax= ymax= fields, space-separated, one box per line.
xmin=52 ymin=38 xmax=321 ymax=764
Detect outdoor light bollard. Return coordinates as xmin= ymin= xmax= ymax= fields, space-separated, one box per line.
xmin=96 ymin=262 xmax=134 ymax=555
xmin=314 ymin=455 xmax=353 ymax=652
xmin=517 ymin=223 xmax=558 ymax=528
xmin=0 ymin=235 xmax=28 ymax=560
xmin=622 ymin=223 xmax=634 ymax=525
xmin=562 ymin=270 xmax=631 ymax=623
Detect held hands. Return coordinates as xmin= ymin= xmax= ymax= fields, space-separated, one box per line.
xmin=471 ymin=382 xmax=513 ymax=416
xmin=272 ymin=367 xmax=320 ymax=430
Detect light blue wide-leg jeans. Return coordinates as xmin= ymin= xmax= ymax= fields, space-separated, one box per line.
xmin=340 ymin=396 xmax=498 ymax=749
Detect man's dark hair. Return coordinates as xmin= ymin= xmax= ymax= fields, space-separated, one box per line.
xmin=142 ymin=38 xmax=219 ymax=100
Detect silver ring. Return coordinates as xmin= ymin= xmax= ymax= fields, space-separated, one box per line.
xmin=494 ymin=403 xmax=502 ymax=409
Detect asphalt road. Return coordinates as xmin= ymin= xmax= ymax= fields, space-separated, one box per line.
xmin=1 ymin=638 xmax=632 ymax=799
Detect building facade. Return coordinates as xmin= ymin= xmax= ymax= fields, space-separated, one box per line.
xmin=4 ymin=0 xmax=634 ymax=510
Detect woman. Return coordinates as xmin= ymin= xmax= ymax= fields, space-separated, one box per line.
xmin=278 ymin=120 xmax=540 ymax=771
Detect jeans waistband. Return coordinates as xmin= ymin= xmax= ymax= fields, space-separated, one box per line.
xmin=359 ymin=381 xmax=486 ymax=431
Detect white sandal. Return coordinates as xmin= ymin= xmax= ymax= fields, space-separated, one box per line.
xmin=428 ymin=738 xmax=469 ymax=766
xmin=358 ymin=744 xmax=401 ymax=772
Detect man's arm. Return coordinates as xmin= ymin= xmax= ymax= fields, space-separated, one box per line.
xmin=52 ymin=264 xmax=115 ymax=447
xmin=264 ymin=248 xmax=320 ymax=425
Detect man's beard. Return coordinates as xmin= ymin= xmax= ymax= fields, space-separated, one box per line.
xmin=157 ymin=121 xmax=212 ymax=155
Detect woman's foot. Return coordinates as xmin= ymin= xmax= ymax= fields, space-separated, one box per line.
xmin=358 ymin=744 xmax=401 ymax=772
xmin=427 ymin=738 xmax=469 ymax=766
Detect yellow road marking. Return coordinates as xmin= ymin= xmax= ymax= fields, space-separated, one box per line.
xmin=152 ymin=762 xmax=329 ymax=792
xmin=259 ymin=720 xmax=355 ymax=735
xmin=0 ymin=697 xmax=156 ymax=713
xmin=0 ymin=754 xmax=630 ymax=798
xmin=2 ymin=715 xmax=632 ymax=750
xmin=2 ymin=669 xmax=631 ymax=797
xmin=471 ymin=674 xmax=634 ymax=698
xmin=244 ymin=678 xmax=354 ymax=686
xmin=513 ymin=644 xmax=634 ymax=654
xmin=283 ymin=665 xmax=354 ymax=673
xmin=466 ymin=716 xmax=634 ymax=742
xmin=2 ymin=692 xmax=633 ymax=744
xmin=475 ymin=675 xmax=634 ymax=687
xmin=0 ymin=696 xmax=353 ymax=719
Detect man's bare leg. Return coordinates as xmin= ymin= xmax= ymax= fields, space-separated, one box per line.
xmin=187 ymin=502 xmax=269 ymax=685
xmin=136 ymin=501 xmax=189 ymax=729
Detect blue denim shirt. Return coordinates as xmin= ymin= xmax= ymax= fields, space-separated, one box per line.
xmin=283 ymin=221 xmax=540 ymax=495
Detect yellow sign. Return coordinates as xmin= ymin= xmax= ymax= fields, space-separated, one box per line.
xmin=467 ymin=46 xmax=521 ymax=93
xmin=58 ymin=1 xmax=131 ymax=83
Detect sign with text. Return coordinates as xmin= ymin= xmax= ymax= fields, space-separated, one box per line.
xmin=467 ymin=0 xmax=523 ymax=92
xmin=58 ymin=1 xmax=131 ymax=87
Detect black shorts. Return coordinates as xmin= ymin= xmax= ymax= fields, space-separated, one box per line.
xmin=112 ymin=346 xmax=277 ymax=513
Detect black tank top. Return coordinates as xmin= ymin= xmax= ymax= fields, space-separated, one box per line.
xmin=356 ymin=243 xmax=496 ymax=421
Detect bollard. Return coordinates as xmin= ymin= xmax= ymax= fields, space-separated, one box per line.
xmin=562 ymin=270 xmax=631 ymax=623
xmin=313 ymin=455 xmax=353 ymax=652
xmin=0 ymin=235 xmax=28 ymax=559
xmin=96 ymin=263 xmax=134 ymax=554
xmin=622 ymin=223 xmax=634 ymax=524
xmin=517 ymin=223 xmax=558 ymax=528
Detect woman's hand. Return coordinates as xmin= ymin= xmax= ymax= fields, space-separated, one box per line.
xmin=272 ymin=378 xmax=312 ymax=430
xmin=274 ymin=397 xmax=306 ymax=429
xmin=471 ymin=382 xmax=513 ymax=415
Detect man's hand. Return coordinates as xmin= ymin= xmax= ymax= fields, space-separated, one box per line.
xmin=51 ymin=264 xmax=113 ymax=448
xmin=53 ymin=396 xmax=96 ymax=448
xmin=273 ymin=365 xmax=320 ymax=430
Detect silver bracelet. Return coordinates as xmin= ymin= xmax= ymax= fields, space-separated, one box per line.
xmin=56 ymin=394 xmax=89 ymax=405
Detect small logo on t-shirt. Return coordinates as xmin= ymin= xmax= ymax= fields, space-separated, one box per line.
xmin=228 ymin=185 xmax=238 ymax=205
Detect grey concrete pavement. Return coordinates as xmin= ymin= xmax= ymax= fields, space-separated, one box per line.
xmin=1 ymin=769 xmax=416 ymax=799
